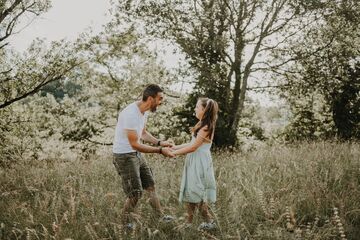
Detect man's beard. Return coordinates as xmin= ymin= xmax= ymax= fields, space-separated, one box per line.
xmin=150 ymin=106 xmax=157 ymax=112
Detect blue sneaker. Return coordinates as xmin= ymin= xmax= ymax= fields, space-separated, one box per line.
xmin=124 ymin=223 xmax=135 ymax=231
xmin=161 ymin=215 xmax=175 ymax=223
xmin=198 ymin=220 xmax=217 ymax=231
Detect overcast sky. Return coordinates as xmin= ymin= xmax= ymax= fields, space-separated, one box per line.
xmin=10 ymin=0 xmax=112 ymax=52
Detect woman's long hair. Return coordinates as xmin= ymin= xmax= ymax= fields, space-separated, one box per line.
xmin=193 ymin=98 xmax=219 ymax=139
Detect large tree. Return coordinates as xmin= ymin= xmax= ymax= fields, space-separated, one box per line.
xmin=118 ymin=0 xmax=314 ymax=146
xmin=275 ymin=0 xmax=360 ymax=140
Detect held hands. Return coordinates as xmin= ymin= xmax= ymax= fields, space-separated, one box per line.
xmin=161 ymin=147 xmax=175 ymax=158
xmin=158 ymin=139 xmax=176 ymax=158
xmin=160 ymin=139 xmax=175 ymax=148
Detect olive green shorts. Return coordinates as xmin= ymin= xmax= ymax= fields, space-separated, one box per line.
xmin=113 ymin=152 xmax=155 ymax=198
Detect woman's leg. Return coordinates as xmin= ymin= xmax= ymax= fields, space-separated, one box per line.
xmin=199 ymin=202 xmax=212 ymax=223
xmin=186 ymin=203 xmax=197 ymax=223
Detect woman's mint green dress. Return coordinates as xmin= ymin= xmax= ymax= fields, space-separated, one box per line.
xmin=179 ymin=136 xmax=216 ymax=203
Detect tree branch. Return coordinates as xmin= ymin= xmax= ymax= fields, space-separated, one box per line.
xmin=0 ymin=60 xmax=86 ymax=109
xmin=0 ymin=42 xmax=9 ymax=49
xmin=247 ymin=84 xmax=289 ymax=90
xmin=0 ymin=0 xmax=22 ymax=24
xmin=0 ymin=1 xmax=37 ymax=43
xmin=0 ymin=68 xmax=13 ymax=75
xmin=0 ymin=75 xmax=63 ymax=109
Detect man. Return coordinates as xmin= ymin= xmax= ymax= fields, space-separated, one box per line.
xmin=112 ymin=84 xmax=175 ymax=229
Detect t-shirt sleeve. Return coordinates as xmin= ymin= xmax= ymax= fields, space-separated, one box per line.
xmin=122 ymin=111 xmax=139 ymax=130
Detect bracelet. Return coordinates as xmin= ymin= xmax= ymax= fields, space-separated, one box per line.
xmin=157 ymin=140 xmax=161 ymax=146
xmin=159 ymin=146 xmax=163 ymax=154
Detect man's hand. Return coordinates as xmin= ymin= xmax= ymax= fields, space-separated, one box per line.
xmin=160 ymin=139 xmax=175 ymax=148
xmin=161 ymin=147 xmax=175 ymax=158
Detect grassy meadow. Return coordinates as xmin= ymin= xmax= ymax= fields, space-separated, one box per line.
xmin=1 ymin=142 xmax=360 ymax=239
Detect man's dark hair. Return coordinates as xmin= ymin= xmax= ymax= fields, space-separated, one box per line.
xmin=142 ymin=84 xmax=163 ymax=101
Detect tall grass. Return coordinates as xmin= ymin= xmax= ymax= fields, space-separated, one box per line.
xmin=1 ymin=142 xmax=359 ymax=239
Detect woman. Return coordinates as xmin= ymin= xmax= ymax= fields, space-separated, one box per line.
xmin=171 ymin=97 xmax=219 ymax=230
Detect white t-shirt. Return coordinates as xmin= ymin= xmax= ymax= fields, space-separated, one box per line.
xmin=113 ymin=102 xmax=148 ymax=154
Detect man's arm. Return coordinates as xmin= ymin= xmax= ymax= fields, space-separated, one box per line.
xmin=141 ymin=128 xmax=159 ymax=145
xmin=141 ymin=127 xmax=174 ymax=147
xmin=128 ymin=130 xmax=174 ymax=157
xmin=128 ymin=130 xmax=161 ymax=153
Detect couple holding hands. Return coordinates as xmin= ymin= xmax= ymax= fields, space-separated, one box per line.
xmin=112 ymin=84 xmax=218 ymax=230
